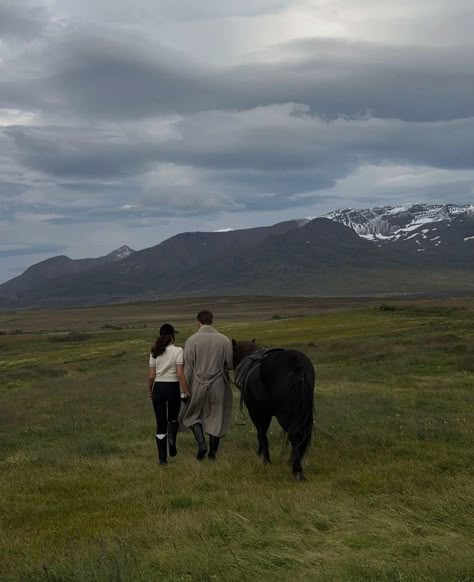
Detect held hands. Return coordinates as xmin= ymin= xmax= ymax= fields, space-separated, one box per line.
xmin=181 ymin=391 xmax=190 ymax=403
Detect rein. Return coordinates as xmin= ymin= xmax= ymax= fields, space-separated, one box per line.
xmin=231 ymin=372 xmax=248 ymax=425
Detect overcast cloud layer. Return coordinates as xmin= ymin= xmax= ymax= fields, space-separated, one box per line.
xmin=1 ymin=0 xmax=473 ymax=282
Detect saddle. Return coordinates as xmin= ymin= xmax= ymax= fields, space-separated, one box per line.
xmin=234 ymin=348 xmax=284 ymax=399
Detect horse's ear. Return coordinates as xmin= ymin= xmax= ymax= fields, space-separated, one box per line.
xmin=232 ymin=338 xmax=237 ymax=346
xmin=252 ymin=338 xmax=256 ymax=344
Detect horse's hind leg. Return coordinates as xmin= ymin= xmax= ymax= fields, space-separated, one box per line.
xmin=289 ymin=432 xmax=311 ymax=481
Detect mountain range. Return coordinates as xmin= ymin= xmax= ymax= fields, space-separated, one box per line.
xmin=0 ymin=204 xmax=472 ymax=309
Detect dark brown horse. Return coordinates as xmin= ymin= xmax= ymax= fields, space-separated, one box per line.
xmin=232 ymin=340 xmax=315 ymax=480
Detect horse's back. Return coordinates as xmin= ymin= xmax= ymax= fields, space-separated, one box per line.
xmin=261 ymin=349 xmax=315 ymax=387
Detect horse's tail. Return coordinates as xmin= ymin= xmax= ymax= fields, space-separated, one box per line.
xmin=285 ymin=360 xmax=315 ymax=460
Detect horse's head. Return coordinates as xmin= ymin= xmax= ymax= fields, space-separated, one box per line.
xmin=232 ymin=338 xmax=257 ymax=369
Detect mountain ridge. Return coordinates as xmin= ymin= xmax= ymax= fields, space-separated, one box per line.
xmin=0 ymin=204 xmax=472 ymax=309
xmin=323 ymin=203 xmax=473 ymax=241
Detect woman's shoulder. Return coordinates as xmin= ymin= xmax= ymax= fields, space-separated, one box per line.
xmin=164 ymin=344 xmax=183 ymax=355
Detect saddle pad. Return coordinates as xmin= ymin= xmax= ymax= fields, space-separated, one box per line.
xmin=234 ymin=348 xmax=283 ymax=393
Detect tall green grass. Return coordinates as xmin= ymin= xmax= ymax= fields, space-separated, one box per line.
xmin=0 ymin=298 xmax=473 ymax=580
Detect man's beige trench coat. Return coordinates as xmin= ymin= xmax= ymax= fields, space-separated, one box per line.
xmin=181 ymin=325 xmax=233 ymax=437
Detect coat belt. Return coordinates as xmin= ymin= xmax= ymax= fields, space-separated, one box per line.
xmin=193 ymin=370 xmax=227 ymax=417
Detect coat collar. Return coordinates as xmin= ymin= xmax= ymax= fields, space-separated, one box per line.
xmin=198 ymin=325 xmax=217 ymax=333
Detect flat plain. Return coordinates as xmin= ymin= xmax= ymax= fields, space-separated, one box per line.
xmin=0 ymin=296 xmax=473 ymax=581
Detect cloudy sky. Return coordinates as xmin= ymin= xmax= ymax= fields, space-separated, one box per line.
xmin=1 ymin=0 xmax=473 ymax=282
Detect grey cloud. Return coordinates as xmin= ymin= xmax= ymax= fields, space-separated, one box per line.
xmin=0 ymin=242 xmax=67 ymax=258
xmin=46 ymin=41 xmax=474 ymax=121
xmin=155 ymin=0 xmax=288 ymax=20
xmin=4 ymin=107 xmax=474 ymax=203
xmin=44 ymin=216 xmax=105 ymax=225
xmin=5 ymin=123 xmax=474 ymax=234
xmin=42 ymin=33 xmax=223 ymax=120
xmin=402 ymin=180 xmax=474 ymax=202
xmin=3 ymin=125 xmax=157 ymax=178
xmin=222 ymin=41 xmax=474 ymax=122
xmin=0 ymin=181 xmax=28 ymax=197
xmin=0 ymin=1 xmax=49 ymax=39
xmin=2 ymin=31 xmax=474 ymax=122
xmin=57 ymin=0 xmax=288 ymax=25
xmin=151 ymin=107 xmax=474 ymax=173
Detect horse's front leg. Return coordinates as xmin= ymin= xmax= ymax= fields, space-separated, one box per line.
xmin=248 ymin=405 xmax=272 ymax=465
xmin=256 ymin=416 xmax=272 ymax=464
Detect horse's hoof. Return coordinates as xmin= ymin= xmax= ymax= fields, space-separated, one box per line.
xmin=263 ymin=458 xmax=271 ymax=465
xmin=294 ymin=472 xmax=306 ymax=481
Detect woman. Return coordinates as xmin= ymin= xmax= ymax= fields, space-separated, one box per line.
xmin=148 ymin=323 xmax=189 ymax=465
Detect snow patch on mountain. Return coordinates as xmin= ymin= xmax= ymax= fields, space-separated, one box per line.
xmin=323 ymin=204 xmax=473 ymax=245
xmin=108 ymin=245 xmax=135 ymax=261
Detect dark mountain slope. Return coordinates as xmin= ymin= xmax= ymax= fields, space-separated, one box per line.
xmin=171 ymin=218 xmax=408 ymax=295
xmin=0 ymin=211 xmax=473 ymax=309
xmin=0 ymin=246 xmax=135 ymax=303
xmin=168 ymin=216 xmax=474 ymax=296
xmin=0 ymin=221 xmax=300 ymax=308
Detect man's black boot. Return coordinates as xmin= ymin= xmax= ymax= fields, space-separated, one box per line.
xmin=167 ymin=421 xmax=179 ymax=457
xmin=208 ymin=435 xmax=220 ymax=460
xmin=191 ymin=423 xmax=208 ymax=460
xmin=156 ymin=436 xmax=168 ymax=465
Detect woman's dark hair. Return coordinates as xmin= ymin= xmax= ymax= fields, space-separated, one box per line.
xmin=151 ymin=334 xmax=174 ymax=358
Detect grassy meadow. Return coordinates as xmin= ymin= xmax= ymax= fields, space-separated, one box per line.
xmin=0 ymin=296 xmax=473 ymax=581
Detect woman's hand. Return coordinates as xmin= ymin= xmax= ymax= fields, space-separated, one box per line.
xmin=148 ymin=367 xmax=155 ymax=399
xmin=176 ymin=363 xmax=190 ymax=400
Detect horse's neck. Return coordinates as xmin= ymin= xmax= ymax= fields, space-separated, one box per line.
xmin=237 ymin=346 xmax=259 ymax=366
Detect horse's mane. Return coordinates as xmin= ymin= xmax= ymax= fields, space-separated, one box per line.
xmin=233 ymin=340 xmax=258 ymax=367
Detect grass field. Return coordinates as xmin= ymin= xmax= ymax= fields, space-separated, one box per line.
xmin=0 ymin=296 xmax=473 ymax=581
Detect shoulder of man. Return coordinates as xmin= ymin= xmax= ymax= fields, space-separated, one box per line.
xmin=184 ymin=331 xmax=199 ymax=346
xmin=214 ymin=330 xmax=231 ymax=343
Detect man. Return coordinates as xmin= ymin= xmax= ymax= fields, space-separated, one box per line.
xmin=182 ymin=310 xmax=233 ymax=460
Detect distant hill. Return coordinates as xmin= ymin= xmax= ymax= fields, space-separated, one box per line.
xmin=0 ymin=205 xmax=473 ymax=309
xmin=0 ymin=245 xmax=135 ymax=306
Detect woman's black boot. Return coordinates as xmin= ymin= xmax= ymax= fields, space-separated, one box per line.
xmin=167 ymin=421 xmax=179 ymax=457
xmin=191 ymin=423 xmax=208 ymax=460
xmin=155 ymin=436 xmax=168 ymax=465
xmin=208 ymin=435 xmax=220 ymax=460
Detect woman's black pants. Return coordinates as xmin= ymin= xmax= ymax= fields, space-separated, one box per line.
xmin=152 ymin=381 xmax=181 ymax=435
xmin=152 ymin=381 xmax=181 ymax=462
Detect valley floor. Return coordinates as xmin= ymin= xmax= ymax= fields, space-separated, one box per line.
xmin=0 ymin=297 xmax=473 ymax=581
